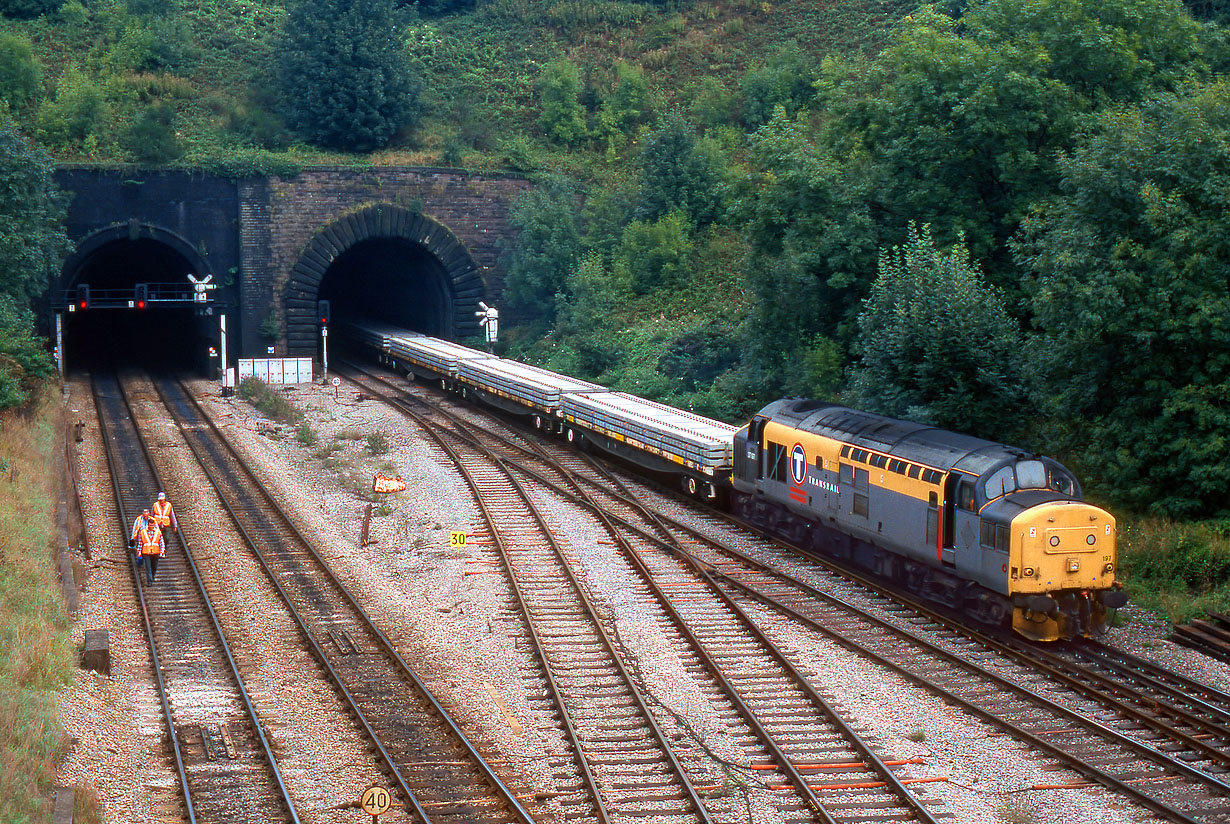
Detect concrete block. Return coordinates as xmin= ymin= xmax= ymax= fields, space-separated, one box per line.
xmin=82 ymin=630 xmax=110 ymax=675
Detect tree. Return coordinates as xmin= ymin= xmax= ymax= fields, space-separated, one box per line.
xmin=741 ymin=41 xmax=817 ymax=129
xmin=122 ymin=103 xmax=184 ymax=164
xmin=536 ymin=58 xmax=587 ymax=146
xmin=504 ymin=178 xmax=583 ymax=322
xmin=638 ymin=109 xmax=726 ymax=228
xmin=275 ymin=0 xmax=420 ymax=151
xmin=1014 ymin=83 xmax=1230 ymax=517
xmin=0 ymin=114 xmax=67 ymax=411
xmin=0 ymin=33 xmax=40 ymax=113
xmin=595 ymin=61 xmax=653 ymax=146
xmin=0 ymin=114 xmax=70 ymax=309
xmin=613 ymin=210 xmax=693 ymax=295
xmin=0 ymin=0 xmax=60 ymax=19
xmin=849 ymin=225 xmax=1024 ymax=439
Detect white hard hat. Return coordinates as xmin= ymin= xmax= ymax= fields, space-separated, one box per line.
xmin=157 ymin=492 xmax=166 ymax=500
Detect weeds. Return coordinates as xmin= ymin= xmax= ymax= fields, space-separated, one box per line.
xmin=366 ymin=431 xmax=390 ymax=454
xmin=238 ymin=376 xmax=303 ymax=425
xmin=0 ymin=384 xmax=76 ymax=823
xmin=905 ymin=727 xmax=926 ymax=742
xmin=295 ymin=421 xmax=317 ymax=446
xmin=1118 ymin=517 xmax=1230 ymax=624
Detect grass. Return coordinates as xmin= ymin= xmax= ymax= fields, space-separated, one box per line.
xmin=0 ymin=383 xmax=78 ymax=823
xmin=1118 ymin=516 xmax=1230 ymax=625
xmin=237 ymin=376 xmax=303 ymax=424
xmin=905 ymin=726 xmax=926 ymax=742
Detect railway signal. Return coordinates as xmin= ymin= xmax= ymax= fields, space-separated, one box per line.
xmin=134 ymin=283 xmax=148 ymax=309
xmin=76 ymin=284 xmax=89 ymax=310
xmin=317 ymin=300 xmax=331 ymax=325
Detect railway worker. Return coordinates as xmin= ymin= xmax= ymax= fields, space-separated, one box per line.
xmin=129 ymin=508 xmax=153 ymax=551
xmin=133 ymin=517 xmax=165 ymax=584
xmin=151 ymin=491 xmax=178 ymax=535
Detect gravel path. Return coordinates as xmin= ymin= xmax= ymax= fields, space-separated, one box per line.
xmin=56 ymin=374 xmax=1220 ymax=824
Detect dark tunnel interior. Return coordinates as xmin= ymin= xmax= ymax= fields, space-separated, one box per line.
xmin=62 ymin=239 xmax=208 ymax=374
xmin=318 ymin=239 xmax=453 ymax=337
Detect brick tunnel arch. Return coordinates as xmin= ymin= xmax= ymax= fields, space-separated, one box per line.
xmin=283 ymin=205 xmax=485 ymax=355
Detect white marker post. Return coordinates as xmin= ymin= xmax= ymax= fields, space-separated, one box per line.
xmin=475 ymin=302 xmax=499 ymax=353
xmin=321 ymin=325 xmax=328 ymax=382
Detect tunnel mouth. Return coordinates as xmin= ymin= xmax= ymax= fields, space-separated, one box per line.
xmin=317 ymin=238 xmax=453 ymax=336
xmin=61 ymin=237 xmax=211 ymax=374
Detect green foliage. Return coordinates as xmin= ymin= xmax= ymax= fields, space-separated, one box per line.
xmin=687 ymin=77 xmax=735 ymax=132
xmin=556 ymin=252 xmax=629 ymax=335
xmin=295 ymin=421 xmax=317 ymax=446
xmin=0 ymin=296 xmax=55 ymax=411
xmin=740 ymin=41 xmax=817 ymax=128
xmin=35 ymin=66 xmax=105 ymax=151
xmin=366 ymin=431 xmax=390 ymax=454
xmin=638 ymin=109 xmax=726 ymax=228
xmin=237 ymin=376 xmax=303 ymax=423
xmin=504 ymin=178 xmax=582 ymax=321
xmin=536 ymin=58 xmax=588 ymax=146
xmin=595 ymin=61 xmax=653 ymax=146
xmin=1119 ymin=517 xmax=1230 ymax=623
xmin=544 ymin=0 xmax=647 ymax=33
xmin=275 ymin=0 xmax=421 ymax=151
xmin=0 ymin=33 xmax=41 ymax=113
xmin=614 ymin=210 xmax=693 ymax=295
xmin=0 ymin=0 xmax=59 ymax=19
xmin=0 ymin=115 xmax=70 ymax=309
xmin=259 ymin=311 xmax=281 ymax=341
xmin=1015 ymin=83 xmax=1230 ymax=517
xmin=122 ymin=103 xmax=184 ymax=164
xmin=849 ymin=225 xmax=1024 ymax=439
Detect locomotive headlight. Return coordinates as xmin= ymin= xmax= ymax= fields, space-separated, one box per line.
xmin=1067 ymin=558 xmax=1080 ymax=572
xmin=1049 ymin=535 xmax=1061 ymax=546
xmin=1104 ymin=562 xmax=1115 ymax=574
xmin=1086 ymin=534 xmax=1096 ymax=545
xmin=1024 ymin=567 xmax=1035 ymax=577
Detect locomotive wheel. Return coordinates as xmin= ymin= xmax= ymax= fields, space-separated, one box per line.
xmin=683 ymin=476 xmax=698 ymax=496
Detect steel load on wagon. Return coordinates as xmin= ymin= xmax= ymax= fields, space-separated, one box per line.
xmin=389 ymin=335 xmax=493 ymax=378
xmin=340 ymin=321 xmax=403 ymax=353
xmin=563 ymin=391 xmax=736 ymax=469
xmin=457 ymin=358 xmax=605 ymax=411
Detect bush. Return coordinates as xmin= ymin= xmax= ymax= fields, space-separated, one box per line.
xmin=237 ymin=376 xmax=303 ymax=424
xmin=0 ymin=33 xmax=41 ymax=113
xmin=614 ymin=210 xmax=693 ymax=295
xmin=122 ymin=103 xmax=184 ymax=164
xmin=36 ymin=67 xmax=105 ymax=149
xmin=295 ymin=421 xmax=317 ymax=445
xmin=1119 ymin=517 xmax=1230 ymax=623
xmin=366 ymin=431 xmax=390 ymax=454
xmin=0 ymin=0 xmax=60 ymax=19
xmin=0 ymin=296 xmax=55 ymax=412
xmin=536 ymin=58 xmax=588 ymax=146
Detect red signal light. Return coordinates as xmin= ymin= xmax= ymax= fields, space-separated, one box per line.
xmin=78 ymin=301 xmax=88 ymax=310
xmin=137 ymin=300 xmax=146 ymax=309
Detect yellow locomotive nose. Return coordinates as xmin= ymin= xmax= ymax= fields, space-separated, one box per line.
xmin=1011 ymin=502 xmax=1120 ymax=640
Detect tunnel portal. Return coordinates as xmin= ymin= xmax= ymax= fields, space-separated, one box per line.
xmin=60 ymin=233 xmax=215 ymax=375
xmin=318 ymin=238 xmax=452 ymax=336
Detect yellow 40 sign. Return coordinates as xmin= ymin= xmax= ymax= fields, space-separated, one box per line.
xmin=360 ymin=785 xmax=392 ymax=819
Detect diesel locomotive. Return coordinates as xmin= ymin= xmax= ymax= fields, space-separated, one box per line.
xmin=344 ymin=321 xmax=1125 ymax=641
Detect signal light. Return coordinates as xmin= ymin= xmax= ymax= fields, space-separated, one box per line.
xmin=134 ymin=283 xmax=148 ymax=309
xmin=76 ymin=283 xmax=89 ymax=310
xmin=317 ymin=300 xmax=331 ymax=326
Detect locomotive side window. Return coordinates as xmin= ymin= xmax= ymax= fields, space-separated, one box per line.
xmin=926 ymin=507 xmax=938 ymax=544
xmin=980 ymin=521 xmax=995 ymax=548
xmin=996 ymin=524 xmax=1010 ymax=552
xmin=839 ymin=463 xmax=854 ymax=486
xmin=1049 ymin=468 xmax=1076 ymax=496
xmin=840 ymin=445 xmax=851 ymax=458
xmin=981 ymin=521 xmax=1010 ymax=551
xmin=869 ymin=454 xmax=888 ymax=468
xmin=766 ymin=441 xmax=788 ymax=482
xmin=908 ymin=465 xmax=922 ymax=479
xmin=957 ymin=479 xmax=976 ymax=511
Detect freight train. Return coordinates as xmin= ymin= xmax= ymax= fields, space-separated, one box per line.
xmin=343 ymin=321 xmax=1126 ymax=641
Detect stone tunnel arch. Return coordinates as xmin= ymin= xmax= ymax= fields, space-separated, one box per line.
xmin=61 ymin=222 xmax=211 ymax=290
xmin=283 ymin=205 xmax=486 ymax=355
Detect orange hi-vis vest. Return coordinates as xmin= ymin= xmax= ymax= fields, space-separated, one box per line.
xmin=152 ymin=500 xmax=173 ymax=528
xmin=139 ymin=523 xmax=164 ymax=556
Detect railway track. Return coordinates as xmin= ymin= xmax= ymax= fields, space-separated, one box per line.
xmin=147 ymin=374 xmax=540 ymax=824
xmin=92 ymin=372 xmax=298 ymax=824
xmin=343 ymin=360 xmax=1230 ymax=823
xmin=343 ymin=362 xmax=948 ymax=824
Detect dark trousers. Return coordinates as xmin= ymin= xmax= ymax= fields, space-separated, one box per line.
xmin=147 ymin=555 xmax=159 ymax=582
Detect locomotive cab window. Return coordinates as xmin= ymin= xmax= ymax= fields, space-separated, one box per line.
xmin=839 ymin=463 xmax=854 ymax=486
xmin=766 ymin=441 xmax=789 ymax=482
xmin=984 ymin=466 xmax=1016 ymax=499
xmin=1048 ymin=466 xmax=1077 ymax=496
xmin=1016 ymin=460 xmax=1047 ymax=489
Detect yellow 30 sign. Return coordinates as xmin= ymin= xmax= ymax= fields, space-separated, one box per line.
xmin=450 ymin=531 xmax=467 ymax=547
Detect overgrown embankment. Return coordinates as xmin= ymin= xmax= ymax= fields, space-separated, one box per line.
xmin=0 ymin=383 xmax=76 ymax=822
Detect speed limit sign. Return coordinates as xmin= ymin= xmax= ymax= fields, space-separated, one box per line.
xmin=360 ymin=786 xmax=392 ymax=820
